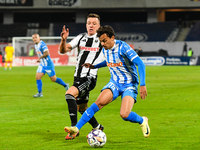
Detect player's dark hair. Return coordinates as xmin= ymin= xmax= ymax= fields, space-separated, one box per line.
xmin=97 ymin=25 xmax=115 ymax=38
xmin=87 ymin=13 xmax=100 ymax=23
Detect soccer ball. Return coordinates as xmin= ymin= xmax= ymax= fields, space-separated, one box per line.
xmin=87 ymin=129 xmax=107 ymax=147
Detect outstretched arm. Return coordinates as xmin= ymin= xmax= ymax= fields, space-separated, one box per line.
xmin=59 ymin=25 xmax=73 ymax=54
xmin=82 ymin=60 xmax=107 ymax=69
xmin=132 ymin=57 xmax=147 ymax=100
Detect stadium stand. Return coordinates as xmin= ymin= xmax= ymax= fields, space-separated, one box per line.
xmin=0 ymin=21 xmax=188 ymax=42
xmin=0 ymin=23 xmax=27 ymax=42
xmin=53 ymin=23 xmax=86 ymax=37
xmin=185 ymin=21 xmax=200 ymax=41
xmin=53 ymin=22 xmax=177 ymax=42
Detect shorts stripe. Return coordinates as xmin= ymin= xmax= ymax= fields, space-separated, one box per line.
xmin=78 ymin=80 xmax=90 ymax=91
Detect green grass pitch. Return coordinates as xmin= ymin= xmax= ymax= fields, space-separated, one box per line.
xmin=0 ymin=66 xmax=200 ymax=150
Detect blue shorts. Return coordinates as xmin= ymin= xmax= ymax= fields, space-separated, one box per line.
xmin=36 ymin=64 xmax=55 ymax=77
xmin=101 ymin=79 xmax=138 ymax=103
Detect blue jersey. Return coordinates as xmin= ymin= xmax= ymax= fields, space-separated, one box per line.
xmin=103 ymin=40 xmax=139 ymax=84
xmin=34 ymin=40 xmax=53 ymax=67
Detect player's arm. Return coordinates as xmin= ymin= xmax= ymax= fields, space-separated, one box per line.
xmin=82 ymin=60 xmax=107 ymax=69
xmin=40 ymin=51 xmax=49 ymax=59
xmin=132 ymin=56 xmax=147 ymax=100
xmin=37 ymin=51 xmax=49 ymax=62
xmin=123 ymin=42 xmax=147 ymax=99
xmin=59 ymin=25 xmax=73 ymax=54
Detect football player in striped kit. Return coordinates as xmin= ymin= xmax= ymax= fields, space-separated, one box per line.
xmin=64 ymin=25 xmax=150 ymax=139
xmin=59 ymin=13 xmax=104 ymax=140
xmin=32 ymin=34 xmax=69 ymax=98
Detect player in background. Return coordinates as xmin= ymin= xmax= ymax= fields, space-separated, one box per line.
xmin=64 ymin=25 xmax=150 ymax=138
xmin=59 ymin=13 xmax=104 ymax=140
xmin=32 ymin=34 xmax=69 ymax=98
xmin=4 ymin=43 xmax=14 ymax=70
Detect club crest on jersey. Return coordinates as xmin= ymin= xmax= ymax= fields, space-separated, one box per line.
xmin=79 ymin=46 xmax=99 ymax=52
xmin=115 ymin=53 xmax=119 ymax=59
xmin=107 ymin=62 xmax=123 ymax=67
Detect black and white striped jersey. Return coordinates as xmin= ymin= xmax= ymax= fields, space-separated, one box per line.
xmin=69 ymin=33 xmax=104 ymax=78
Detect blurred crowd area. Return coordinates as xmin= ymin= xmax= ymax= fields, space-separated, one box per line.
xmin=1 ymin=0 xmax=200 ymax=57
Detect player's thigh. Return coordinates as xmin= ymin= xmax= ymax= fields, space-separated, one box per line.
xmin=45 ymin=67 xmax=56 ymax=78
xmin=120 ymin=96 xmax=135 ymax=118
xmin=36 ymin=65 xmax=45 ymax=74
xmin=76 ymin=92 xmax=89 ymax=106
xmin=95 ymin=89 xmax=113 ymax=109
xmin=72 ymin=77 xmax=95 ymax=98
xmin=36 ymin=72 xmax=44 ymax=80
xmin=5 ymin=57 xmax=11 ymax=62
xmin=36 ymin=65 xmax=45 ymax=79
xmin=50 ymin=75 xmax=57 ymax=82
xmin=9 ymin=57 xmax=13 ymax=62
xmin=121 ymin=86 xmax=138 ymax=102
xmin=66 ymin=86 xmax=79 ymax=98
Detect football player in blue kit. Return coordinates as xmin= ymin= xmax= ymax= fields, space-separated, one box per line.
xmin=64 ymin=25 xmax=150 ymax=138
xmin=32 ymin=34 xmax=69 ymax=98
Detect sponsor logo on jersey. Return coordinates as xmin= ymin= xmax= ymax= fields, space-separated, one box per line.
xmin=107 ymin=62 xmax=123 ymax=67
xmin=79 ymin=46 xmax=99 ymax=52
xmin=115 ymin=53 xmax=119 ymax=59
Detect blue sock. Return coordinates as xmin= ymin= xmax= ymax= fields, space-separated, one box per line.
xmin=76 ymin=103 xmax=99 ymax=130
xmin=36 ymin=80 xmax=42 ymax=93
xmin=55 ymin=77 xmax=66 ymax=87
xmin=123 ymin=112 xmax=143 ymax=124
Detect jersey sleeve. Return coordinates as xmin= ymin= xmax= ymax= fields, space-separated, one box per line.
xmin=121 ymin=41 xmax=146 ymax=86
xmin=121 ymin=42 xmax=138 ymax=61
xmin=94 ymin=60 xmax=107 ymax=68
xmin=69 ymin=33 xmax=85 ymax=49
xmin=132 ymin=57 xmax=146 ymax=86
xmin=41 ymin=42 xmax=48 ymax=52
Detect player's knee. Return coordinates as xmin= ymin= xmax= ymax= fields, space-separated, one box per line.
xmin=50 ymin=76 xmax=57 ymax=82
xmin=120 ymin=112 xmax=129 ymax=119
xmin=51 ymin=78 xmax=56 ymax=82
xmin=95 ymin=101 xmax=106 ymax=110
xmin=65 ymin=94 xmax=76 ymax=101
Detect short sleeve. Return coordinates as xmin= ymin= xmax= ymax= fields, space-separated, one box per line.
xmin=121 ymin=42 xmax=138 ymax=61
xmin=69 ymin=33 xmax=85 ymax=49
